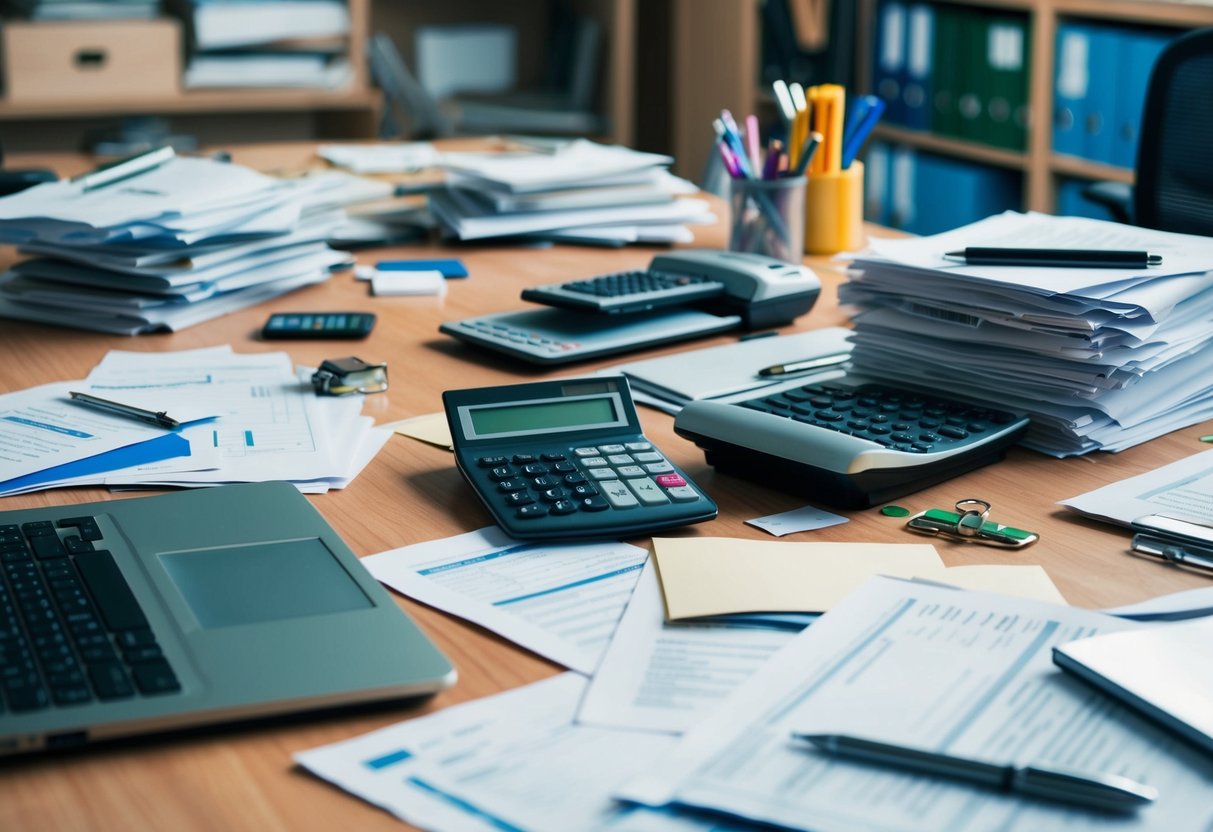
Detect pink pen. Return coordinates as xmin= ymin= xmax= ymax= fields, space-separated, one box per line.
xmin=716 ymin=140 xmax=743 ymax=178
xmin=745 ymin=114 xmax=762 ymax=178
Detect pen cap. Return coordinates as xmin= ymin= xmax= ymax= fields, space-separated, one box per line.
xmin=728 ymin=175 xmax=806 ymax=265
xmin=804 ymin=161 xmax=865 ymax=255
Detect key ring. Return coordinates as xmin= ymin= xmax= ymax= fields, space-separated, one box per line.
xmin=954 ymin=499 xmax=991 ymax=538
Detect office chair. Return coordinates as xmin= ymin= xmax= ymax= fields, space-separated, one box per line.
xmin=1085 ymin=27 xmax=1213 ymax=236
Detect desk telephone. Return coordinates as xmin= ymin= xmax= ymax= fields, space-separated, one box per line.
xmin=439 ymin=250 xmax=820 ymax=364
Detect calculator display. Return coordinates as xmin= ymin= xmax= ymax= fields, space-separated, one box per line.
xmin=463 ymin=395 xmax=624 ymax=439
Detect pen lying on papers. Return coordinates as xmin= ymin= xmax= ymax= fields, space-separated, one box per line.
xmin=943 ymin=247 xmax=1163 ymax=268
xmin=794 ymin=733 xmax=1157 ymax=812
xmin=70 ymin=146 xmax=175 ymax=192
xmin=68 ymin=391 xmax=180 ymax=429
xmin=757 ymin=351 xmax=850 ymax=377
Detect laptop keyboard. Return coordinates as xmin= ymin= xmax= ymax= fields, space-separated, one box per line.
xmin=0 ymin=516 xmax=180 ymax=713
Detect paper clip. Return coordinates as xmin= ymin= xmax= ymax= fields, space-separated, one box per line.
xmin=905 ymin=499 xmax=1039 ymax=548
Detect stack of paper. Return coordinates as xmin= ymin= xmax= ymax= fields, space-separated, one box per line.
xmin=172 ymin=0 xmax=354 ymax=90
xmin=429 ymin=140 xmax=716 ymax=245
xmin=0 ymin=346 xmax=389 ymax=496
xmin=0 ymin=154 xmax=356 ymax=334
xmin=839 ymin=212 xmax=1213 ymax=456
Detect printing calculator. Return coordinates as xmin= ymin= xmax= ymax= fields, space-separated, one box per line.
xmin=443 ymin=376 xmax=717 ymax=540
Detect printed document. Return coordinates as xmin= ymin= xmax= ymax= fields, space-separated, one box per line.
xmin=1061 ymin=448 xmax=1213 ymax=526
xmin=619 ymin=577 xmax=1213 ymax=832
xmin=363 ymin=526 xmax=647 ymax=674
xmin=578 ymin=560 xmax=798 ymax=734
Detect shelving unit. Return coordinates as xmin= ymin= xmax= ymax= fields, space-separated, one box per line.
xmin=0 ymin=0 xmax=639 ymax=151
xmin=856 ymin=0 xmax=1213 ymax=214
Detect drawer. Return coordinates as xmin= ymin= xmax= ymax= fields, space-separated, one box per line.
xmin=3 ymin=19 xmax=181 ymax=102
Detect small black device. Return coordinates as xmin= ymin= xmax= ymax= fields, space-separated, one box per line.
xmin=674 ymin=380 xmax=1029 ymax=509
xmin=520 ymin=268 xmax=728 ymax=314
xmin=443 ymin=376 xmax=717 ymax=541
xmin=261 ymin=312 xmax=376 ymax=340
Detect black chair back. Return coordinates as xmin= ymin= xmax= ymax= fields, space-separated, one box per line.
xmin=1135 ymin=28 xmax=1213 ymax=235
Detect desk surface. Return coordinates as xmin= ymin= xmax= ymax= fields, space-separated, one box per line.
xmin=2 ymin=144 xmax=1210 ymax=832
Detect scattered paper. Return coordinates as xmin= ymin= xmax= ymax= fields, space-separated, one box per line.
xmin=318 ymin=142 xmax=441 ymax=174
xmin=381 ymin=412 xmax=453 ymax=451
xmin=1060 ymin=448 xmax=1213 ymax=527
xmin=746 ymin=504 xmax=849 ymax=536
xmin=363 ymin=526 xmax=647 ymax=674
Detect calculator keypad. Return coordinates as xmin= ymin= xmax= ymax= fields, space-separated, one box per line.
xmin=476 ymin=442 xmax=702 ymax=520
xmin=737 ymin=383 xmax=1019 ymax=453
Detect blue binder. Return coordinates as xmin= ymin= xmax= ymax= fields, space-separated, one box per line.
xmin=1083 ymin=25 xmax=1120 ymax=165
xmin=1052 ymin=23 xmax=1089 ymax=157
xmin=1112 ymin=31 xmax=1171 ymax=169
xmin=873 ymin=0 xmax=909 ymax=125
xmin=908 ymin=153 xmax=1020 ymax=235
xmin=902 ymin=3 xmax=934 ymax=130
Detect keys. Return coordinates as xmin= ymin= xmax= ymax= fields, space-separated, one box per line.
xmin=75 ymin=551 xmax=149 ymax=632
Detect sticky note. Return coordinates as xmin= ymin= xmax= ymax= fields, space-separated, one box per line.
xmin=371 ymin=270 xmax=446 ymax=296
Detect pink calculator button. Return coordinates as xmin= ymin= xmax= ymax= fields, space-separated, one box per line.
xmin=655 ymin=474 xmax=686 ymax=488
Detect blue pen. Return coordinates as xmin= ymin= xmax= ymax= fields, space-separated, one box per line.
xmin=841 ymin=95 xmax=885 ymax=169
xmin=717 ymin=112 xmax=756 ymax=179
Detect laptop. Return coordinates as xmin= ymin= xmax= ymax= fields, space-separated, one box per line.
xmin=0 ymin=481 xmax=455 ymax=755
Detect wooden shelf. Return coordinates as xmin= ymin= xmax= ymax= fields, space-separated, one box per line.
xmin=0 ymin=88 xmax=380 ymax=121
xmin=1050 ymin=153 xmax=1135 ymax=183
xmin=1052 ymin=0 xmax=1213 ymax=27
xmin=872 ymin=124 xmax=1030 ymax=171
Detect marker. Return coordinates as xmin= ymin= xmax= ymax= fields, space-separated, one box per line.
xmin=757 ymin=352 xmax=850 ymax=377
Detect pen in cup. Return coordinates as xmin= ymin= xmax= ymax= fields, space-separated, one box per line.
xmin=758 ymin=352 xmax=850 ymax=378
xmin=68 ymin=391 xmax=180 ymax=429
xmin=793 ymin=733 xmax=1158 ymax=813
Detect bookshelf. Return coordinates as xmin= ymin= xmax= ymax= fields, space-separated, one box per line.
xmin=0 ymin=0 xmax=638 ymax=151
xmin=855 ymin=0 xmax=1213 ymax=216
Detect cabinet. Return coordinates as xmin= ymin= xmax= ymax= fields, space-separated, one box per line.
xmin=856 ymin=0 xmax=1213 ymax=217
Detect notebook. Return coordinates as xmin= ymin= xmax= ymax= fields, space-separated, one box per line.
xmin=1053 ymin=619 xmax=1213 ymax=757
xmin=0 ymin=482 xmax=454 ymax=755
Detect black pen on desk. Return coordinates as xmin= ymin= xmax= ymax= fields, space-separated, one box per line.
xmin=943 ymin=247 xmax=1162 ymax=268
xmin=758 ymin=352 xmax=850 ymax=377
xmin=71 ymin=145 xmax=175 ymax=192
xmin=68 ymin=391 xmax=179 ymax=430
xmin=794 ymin=733 xmax=1158 ymax=813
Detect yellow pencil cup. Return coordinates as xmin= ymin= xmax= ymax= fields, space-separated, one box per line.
xmin=804 ymin=161 xmax=865 ymax=255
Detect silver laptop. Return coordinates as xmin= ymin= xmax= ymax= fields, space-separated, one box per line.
xmin=0 ymin=481 xmax=455 ymax=755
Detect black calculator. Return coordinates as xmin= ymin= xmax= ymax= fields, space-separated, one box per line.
xmin=443 ymin=377 xmax=717 ymax=541
xmin=519 ymin=269 xmax=726 ymax=314
xmin=674 ymin=380 xmax=1030 ymax=509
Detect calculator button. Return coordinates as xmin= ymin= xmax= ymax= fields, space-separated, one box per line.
xmin=563 ymin=472 xmax=587 ymax=486
xmin=868 ymin=425 xmax=891 ymax=435
xmin=654 ymin=473 xmax=686 ymax=488
xmin=550 ymin=500 xmax=579 ymax=515
xmin=644 ymin=461 xmax=674 ymax=474
xmin=489 ymin=467 xmax=515 ymax=481
xmin=531 ymin=475 xmax=559 ymax=488
xmin=891 ymin=432 xmax=914 ymax=443
xmin=624 ymin=442 xmax=651 ymax=451
xmin=517 ymin=504 xmax=549 ymax=519
xmin=606 ymin=454 xmax=635 ymax=465
xmin=505 ymin=492 xmax=535 ymax=506
xmin=553 ymin=461 xmax=577 ymax=473
xmin=581 ymin=457 xmax=609 ymax=467
xmin=918 ymin=418 xmax=942 ymax=429
xmin=665 ymin=486 xmax=700 ymax=502
xmin=573 ymin=447 xmax=599 ymax=457
xmin=497 ymin=479 xmax=528 ymax=493
xmin=541 ymin=453 xmax=568 ymax=462
xmin=511 ymin=454 xmax=536 ymax=464
xmin=938 ymin=426 xmax=969 ymax=440
xmin=967 ymin=422 xmax=988 ymax=433
xmin=579 ymin=496 xmax=610 ymax=512
xmin=572 ymin=484 xmax=599 ymax=497
xmin=633 ymin=452 xmax=663 ymax=463
xmin=600 ymin=481 xmax=640 ymax=509
xmin=598 ymin=444 xmax=627 ymax=454
xmin=540 ymin=488 xmax=567 ymax=501
xmin=522 ymin=464 xmax=550 ymax=476
xmin=616 ymin=465 xmax=646 ymax=478
xmin=588 ymin=469 xmax=617 ymax=481
xmin=478 ymin=456 xmax=508 ymax=467
xmin=627 ymin=478 xmax=670 ymax=506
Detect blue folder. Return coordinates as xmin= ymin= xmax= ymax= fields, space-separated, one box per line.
xmin=0 ymin=433 xmax=192 ymax=494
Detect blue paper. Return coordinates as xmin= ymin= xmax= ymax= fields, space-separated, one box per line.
xmin=0 ymin=433 xmax=192 ymax=493
xmin=375 ymin=259 xmax=468 ymax=278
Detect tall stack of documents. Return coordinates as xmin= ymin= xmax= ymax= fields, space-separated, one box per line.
xmin=429 ymin=139 xmax=715 ymax=245
xmin=0 ymin=153 xmax=354 ymax=334
xmin=839 ymin=212 xmax=1213 ymax=456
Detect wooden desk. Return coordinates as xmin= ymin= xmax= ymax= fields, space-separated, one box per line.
xmin=1 ymin=144 xmax=1209 ymax=832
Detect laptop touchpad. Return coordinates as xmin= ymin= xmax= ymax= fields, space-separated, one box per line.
xmin=159 ymin=539 xmax=373 ymax=629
